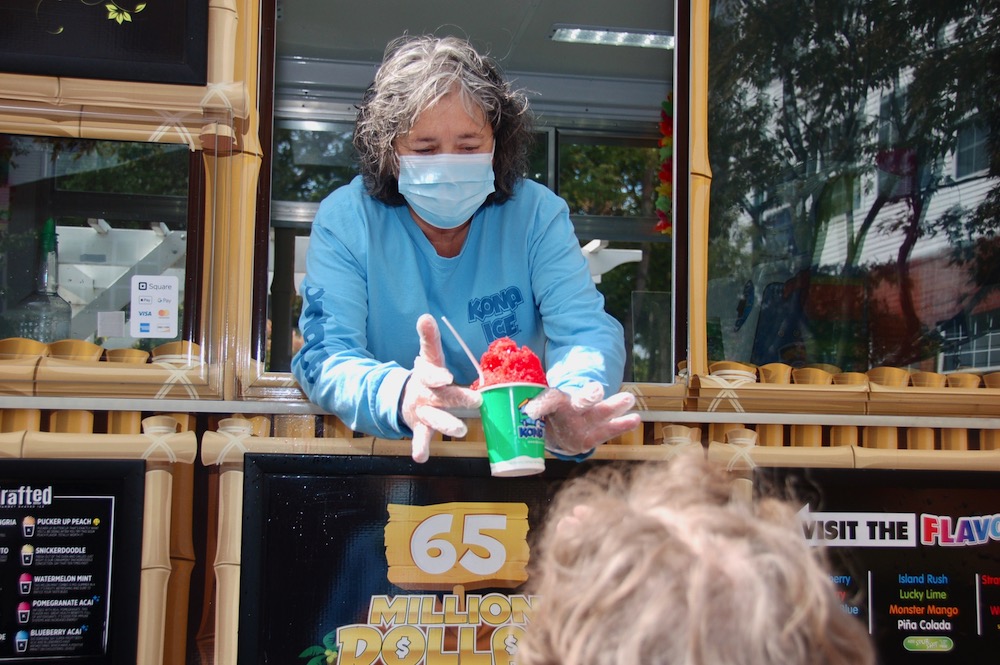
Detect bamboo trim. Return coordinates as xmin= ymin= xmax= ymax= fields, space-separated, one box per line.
xmin=854 ymin=446 xmax=1000 ymax=471
xmin=213 ymin=467 xmax=243 ymax=665
xmin=220 ymin=151 xmax=264 ymax=400
xmin=163 ymin=463 xmax=196 ymax=665
xmin=0 ymin=338 xmax=223 ymax=402
xmin=163 ymin=558 xmax=196 ymax=665
xmin=21 ymin=431 xmax=198 ymax=462
xmin=0 ymin=431 xmax=26 ymax=457
xmin=194 ymin=470 xmax=220 ymax=665
xmin=707 ymin=441 xmax=856 ymax=469
xmin=213 ymin=561 xmax=241 ymax=665
xmin=0 ymin=410 xmax=41 ymax=432
xmin=0 ymin=0 xmax=248 ymax=129
xmin=164 ymin=407 xmax=197 ymax=665
xmin=208 ymin=0 xmax=263 ymax=405
xmin=0 ymin=101 xmax=81 ymax=138
xmin=228 ymin=0 xmax=261 ymax=157
xmin=33 ymin=360 xmax=217 ymax=399
xmin=201 ymin=430 xmax=372 ymax=466
xmin=137 ymin=567 xmax=172 ymax=665
xmin=142 ymin=468 xmax=174 ymax=575
xmin=687 ymin=0 xmax=712 ymax=378
xmin=237 ymin=371 xmax=309 ymax=401
xmin=214 ymin=467 xmax=244 ymax=567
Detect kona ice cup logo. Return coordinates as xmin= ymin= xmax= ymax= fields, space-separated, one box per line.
xmin=18 ymin=601 xmax=30 ymax=623
xmin=480 ymin=383 xmax=546 ymax=477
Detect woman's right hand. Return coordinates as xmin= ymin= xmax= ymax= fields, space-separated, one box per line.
xmin=401 ymin=314 xmax=483 ymax=462
xmin=524 ymin=382 xmax=640 ymax=457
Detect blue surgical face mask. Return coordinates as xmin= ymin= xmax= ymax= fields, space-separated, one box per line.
xmin=397 ymin=149 xmax=496 ymax=229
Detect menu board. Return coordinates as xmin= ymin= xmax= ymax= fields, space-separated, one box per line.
xmin=238 ymin=454 xmax=584 ymax=665
xmin=0 ymin=459 xmax=144 ymax=664
xmin=756 ymin=467 xmax=1000 ymax=663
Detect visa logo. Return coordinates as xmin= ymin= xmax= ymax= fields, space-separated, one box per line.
xmin=138 ymin=310 xmax=152 ymax=316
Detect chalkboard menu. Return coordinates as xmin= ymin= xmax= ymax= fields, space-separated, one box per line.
xmin=0 ymin=459 xmax=144 ymax=664
xmin=756 ymin=467 xmax=1000 ymax=664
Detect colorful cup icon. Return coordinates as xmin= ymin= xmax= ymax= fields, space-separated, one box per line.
xmin=18 ymin=601 xmax=30 ymax=623
xmin=19 ymin=573 xmax=32 ymax=595
xmin=21 ymin=544 xmax=34 ymax=566
xmin=22 ymin=515 xmax=35 ymax=538
xmin=15 ymin=630 xmax=28 ymax=653
xmin=479 ymin=382 xmax=547 ymax=477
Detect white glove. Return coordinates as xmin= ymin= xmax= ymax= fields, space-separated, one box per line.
xmin=400 ymin=314 xmax=483 ymax=463
xmin=523 ymin=382 xmax=641 ymax=457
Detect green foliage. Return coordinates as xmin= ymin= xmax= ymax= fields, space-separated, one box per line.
xmin=558 ymin=144 xmax=659 ymax=216
xmin=35 ymin=1 xmax=147 ymax=34
xmin=271 ymin=127 xmax=357 ymax=203
xmin=53 ymin=140 xmax=189 ymax=197
xmin=299 ymin=630 xmax=339 ymax=665
xmin=557 ymin=141 xmax=674 ymax=380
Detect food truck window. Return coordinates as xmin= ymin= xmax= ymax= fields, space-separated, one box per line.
xmin=257 ymin=1 xmax=676 ymax=383
xmin=263 ymin=117 xmax=672 ymax=381
xmin=0 ymin=134 xmax=197 ymax=349
xmin=706 ymin=0 xmax=999 ymax=374
xmin=555 ymin=130 xmax=673 ymax=382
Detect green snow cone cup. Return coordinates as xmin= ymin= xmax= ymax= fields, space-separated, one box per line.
xmin=479 ymin=382 xmax=547 ymax=477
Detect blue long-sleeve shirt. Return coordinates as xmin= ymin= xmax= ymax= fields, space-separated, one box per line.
xmin=292 ymin=176 xmax=625 ymax=438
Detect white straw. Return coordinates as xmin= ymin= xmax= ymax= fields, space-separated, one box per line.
xmin=440 ymin=316 xmax=484 ymax=384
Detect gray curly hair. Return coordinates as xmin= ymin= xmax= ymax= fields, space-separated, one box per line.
xmin=353 ymin=35 xmax=533 ymax=205
xmin=517 ymin=454 xmax=876 ymax=665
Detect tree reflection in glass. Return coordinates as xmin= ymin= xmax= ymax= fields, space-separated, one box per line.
xmin=707 ymin=0 xmax=999 ymax=373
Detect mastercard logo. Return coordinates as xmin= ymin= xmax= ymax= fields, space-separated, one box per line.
xmin=158 ymin=309 xmax=170 ymax=317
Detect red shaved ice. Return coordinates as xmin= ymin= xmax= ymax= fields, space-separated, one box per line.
xmin=473 ymin=337 xmax=547 ymax=389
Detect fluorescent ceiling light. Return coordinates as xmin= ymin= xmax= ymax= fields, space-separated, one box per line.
xmin=550 ymin=24 xmax=674 ymax=50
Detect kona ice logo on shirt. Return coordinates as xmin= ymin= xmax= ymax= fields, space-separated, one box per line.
xmin=469 ymin=286 xmax=524 ymax=342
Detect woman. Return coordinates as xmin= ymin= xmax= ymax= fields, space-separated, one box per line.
xmin=292 ymin=35 xmax=640 ymax=462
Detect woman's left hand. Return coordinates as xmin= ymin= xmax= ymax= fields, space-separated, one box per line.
xmin=523 ymin=383 xmax=641 ymax=457
xmin=401 ymin=314 xmax=483 ymax=463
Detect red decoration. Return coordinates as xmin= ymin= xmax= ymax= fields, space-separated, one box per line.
xmin=655 ymin=94 xmax=673 ymax=235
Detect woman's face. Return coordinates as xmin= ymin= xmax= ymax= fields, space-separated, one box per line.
xmin=395 ymin=90 xmax=494 ymax=158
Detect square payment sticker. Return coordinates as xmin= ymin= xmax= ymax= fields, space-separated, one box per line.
xmin=130 ymin=275 xmax=178 ymax=338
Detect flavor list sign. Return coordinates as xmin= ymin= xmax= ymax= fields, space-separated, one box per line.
xmin=238 ymin=455 xmax=581 ymax=665
xmin=0 ymin=460 xmax=143 ymax=664
xmin=760 ymin=468 xmax=1000 ymax=663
